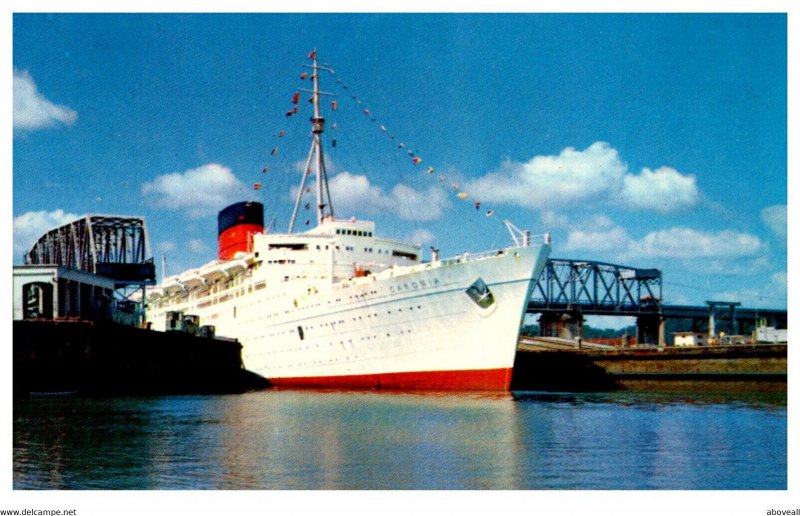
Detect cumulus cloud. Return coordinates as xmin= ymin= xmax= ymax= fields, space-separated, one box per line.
xmin=13 ymin=209 xmax=81 ymax=259
xmin=633 ymin=227 xmax=766 ymax=259
xmin=467 ymin=142 xmax=627 ymax=209
xmin=188 ymin=239 xmax=210 ymax=254
xmin=564 ymin=227 xmax=632 ymax=253
xmin=712 ymin=270 xmax=787 ymax=307
xmin=561 ymin=220 xmax=766 ymax=267
xmin=621 ymin=167 xmax=699 ymax=212
xmin=539 ymin=210 xmax=569 ymax=229
xmin=406 ymin=229 xmax=436 ymax=247
xmin=328 ymin=171 xmax=449 ymax=222
xmin=467 ymin=142 xmax=699 ymax=214
xmin=760 ymin=204 xmax=786 ymax=240
xmin=141 ymin=163 xmax=247 ymax=218
xmin=13 ymin=69 xmax=78 ymax=132
xmin=157 ymin=241 xmax=177 ymax=253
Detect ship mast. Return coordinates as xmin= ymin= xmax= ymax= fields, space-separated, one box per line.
xmin=289 ymin=51 xmax=335 ymax=233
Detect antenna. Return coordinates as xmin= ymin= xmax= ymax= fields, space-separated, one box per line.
xmin=289 ymin=50 xmax=336 ymax=233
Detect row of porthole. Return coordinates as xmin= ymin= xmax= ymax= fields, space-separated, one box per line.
xmin=348 ymin=290 xmax=378 ymax=300
xmin=265 ymin=325 xmax=415 ymax=356
xmin=262 ymin=297 xmax=424 ymax=331
xmin=271 ymin=355 xmax=357 ymax=370
xmin=258 ymin=300 xmax=426 ymax=337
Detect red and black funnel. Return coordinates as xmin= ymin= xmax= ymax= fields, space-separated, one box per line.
xmin=218 ymin=201 xmax=264 ymax=260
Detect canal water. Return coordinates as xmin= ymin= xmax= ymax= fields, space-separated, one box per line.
xmin=13 ymin=384 xmax=786 ymax=491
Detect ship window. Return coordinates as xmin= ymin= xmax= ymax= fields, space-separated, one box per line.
xmin=392 ymin=250 xmax=418 ymax=260
xmin=269 ymin=243 xmax=308 ymax=250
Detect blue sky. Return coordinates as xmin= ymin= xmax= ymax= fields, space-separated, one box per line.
xmin=12 ymin=13 xmax=788 ymax=311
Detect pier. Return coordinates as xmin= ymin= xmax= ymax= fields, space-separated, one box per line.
xmin=13 ymin=214 xmax=268 ymax=396
xmin=512 ymin=336 xmax=787 ymax=391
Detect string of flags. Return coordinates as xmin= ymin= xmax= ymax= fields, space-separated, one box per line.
xmin=253 ymin=51 xmax=506 ymax=223
xmin=329 ymin=73 xmax=502 ymax=219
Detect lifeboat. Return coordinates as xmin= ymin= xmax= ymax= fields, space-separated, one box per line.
xmin=221 ymin=258 xmax=247 ymax=277
xmin=178 ymin=269 xmax=206 ymax=289
xmin=161 ymin=275 xmax=183 ymax=294
xmin=199 ymin=260 xmax=226 ymax=282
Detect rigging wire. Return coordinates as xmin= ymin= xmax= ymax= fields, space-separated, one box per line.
xmin=324 ymin=69 xmax=529 ymax=253
xmin=254 ymin=52 xmax=541 ymax=252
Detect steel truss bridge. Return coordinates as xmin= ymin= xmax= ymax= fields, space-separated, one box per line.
xmin=25 ymin=215 xmax=156 ymax=286
xmin=527 ymin=258 xmax=786 ymax=342
xmin=529 ymin=258 xmax=662 ymax=316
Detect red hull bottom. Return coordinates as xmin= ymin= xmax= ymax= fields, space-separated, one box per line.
xmin=268 ymin=367 xmax=514 ymax=391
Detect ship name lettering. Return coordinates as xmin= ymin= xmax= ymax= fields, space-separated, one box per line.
xmin=389 ymin=277 xmax=440 ymax=294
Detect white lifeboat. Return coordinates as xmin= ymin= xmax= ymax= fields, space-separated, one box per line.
xmin=178 ymin=269 xmax=206 ymax=289
xmin=199 ymin=260 xmax=226 ymax=282
xmin=161 ymin=275 xmax=183 ymax=294
xmin=221 ymin=258 xmax=247 ymax=276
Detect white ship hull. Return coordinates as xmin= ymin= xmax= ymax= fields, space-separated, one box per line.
xmin=148 ymin=243 xmax=549 ymax=390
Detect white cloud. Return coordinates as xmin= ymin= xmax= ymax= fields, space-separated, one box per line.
xmin=760 ymin=204 xmax=786 ymax=239
xmin=13 ymin=69 xmax=77 ymax=132
xmin=188 ymin=239 xmax=210 ymax=254
xmin=689 ymin=256 xmax=772 ymax=276
xmin=406 ymin=229 xmax=436 ymax=247
xmin=467 ymin=142 xmax=699 ymax=214
xmin=711 ymin=270 xmax=787 ymax=308
xmin=564 ymin=227 xmax=631 ymax=253
xmin=591 ymin=214 xmax=617 ymax=229
xmin=560 ymin=221 xmax=767 ymax=269
xmin=633 ymin=227 xmax=766 ymax=259
xmin=621 ymin=167 xmax=699 ymax=212
xmin=328 ymin=171 xmax=449 ymax=222
xmin=467 ymin=142 xmax=626 ymax=209
xmin=157 ymin=241 xmax=177 ymax=253
xmin=539 ymin=210 xmax=569 ymax=229
xmin=141 ymin=163 xmax=247 ymax=218
xmin=13 ymin=209 xmax=81 ymax=259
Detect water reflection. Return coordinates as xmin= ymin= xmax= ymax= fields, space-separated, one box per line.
xmin=14 ymin=386 xmax=786 ymax=490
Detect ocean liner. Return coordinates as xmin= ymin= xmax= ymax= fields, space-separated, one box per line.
xmin=146 ymin=53 xmax=551 ymax=390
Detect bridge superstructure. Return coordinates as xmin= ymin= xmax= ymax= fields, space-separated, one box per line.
xmin=25 ymin=214 xmax=155 ymax=286
xmin=526 ymin=258 xmax=786 ymax=345
xmin=530 ymin=258 xmax=662 ymax=316
xmin=16 ymin=215 xmax=155 ymax=325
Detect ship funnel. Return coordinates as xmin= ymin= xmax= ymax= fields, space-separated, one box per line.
xmin=217 ymin=201 xmax=264 ymax=260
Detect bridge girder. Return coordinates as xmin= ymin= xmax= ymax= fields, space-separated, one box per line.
xmin=529 ymin=258 xmax=662 ymax=316
xmin=24 ymin=215 xmax=155 ymax=286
